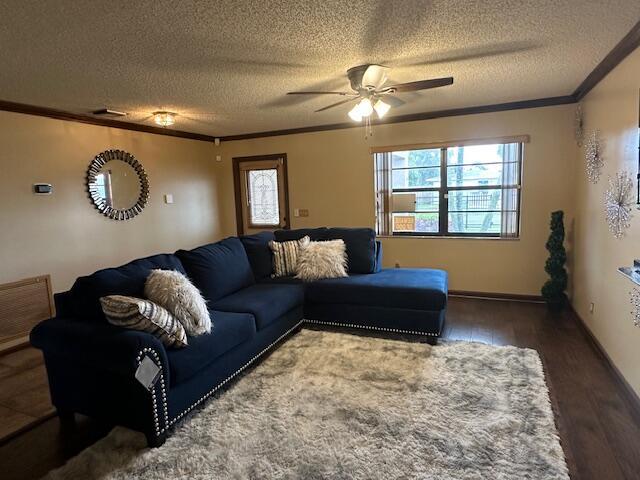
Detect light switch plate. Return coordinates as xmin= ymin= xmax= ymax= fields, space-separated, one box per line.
xmin=164 ymin=194 xmax=174 ymax=204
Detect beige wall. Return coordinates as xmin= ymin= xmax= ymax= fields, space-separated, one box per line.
xmin=217 ymin=105 xmax=576 ymax=296
xmin=573 ymin=47 xmax=640 ymax=396
xmin=0 ymin=111 xmax=222 ymax=292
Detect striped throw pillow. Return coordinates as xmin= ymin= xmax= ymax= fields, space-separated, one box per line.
xmin=100 ymin=295 xmax=188 ymax=348
xmin=269 ymin=235 xmax=310 ymax=277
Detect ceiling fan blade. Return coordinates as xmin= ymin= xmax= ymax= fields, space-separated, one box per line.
xmin=398 ymin=41 xmax=540 ymax=68
xmin=388 ymin=77 xmax=453 ymax=93
xmin=361 ymin=64 xmax=389 ymax=89
xmin=379 ymin=95 xmax=405 ymax=107
xmin=287 ymin=91 xmax=351 ymax=96
xmin=315 ymin=97 xmax=359 ymax=113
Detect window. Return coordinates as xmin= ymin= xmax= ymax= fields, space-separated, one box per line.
xmin=247 ymin=168 xmax=280 ymax=226
xmin=233 ymin=154 xmax=290 ymax=235
xmin=374 ymin=138 xmax=525 ymax=237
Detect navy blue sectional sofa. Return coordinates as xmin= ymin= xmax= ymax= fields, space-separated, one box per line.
xmin=30 ymin=227 xmax=447 ymax=447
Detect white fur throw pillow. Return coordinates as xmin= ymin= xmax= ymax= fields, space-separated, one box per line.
xmin=295 ymin=239 xmax=348 ymax=282
xmin=144 ymin=269 xmax=211 ymax=336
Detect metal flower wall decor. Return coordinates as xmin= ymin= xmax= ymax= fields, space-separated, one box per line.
xmin=574 ymin=104 xmax=584 ymax=147
xmin=584 ymin=129 xmax=604 ymax=183
xmin=604 ymin=171 xmax=634 ymax=238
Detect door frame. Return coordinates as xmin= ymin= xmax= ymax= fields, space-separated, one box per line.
xmin=232 ymin=153 xmax=291 ymax=236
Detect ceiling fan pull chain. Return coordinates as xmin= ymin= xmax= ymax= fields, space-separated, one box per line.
xmin=365 ymin=114 xmax=373 ymax=138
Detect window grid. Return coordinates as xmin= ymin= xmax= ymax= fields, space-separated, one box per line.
xmin=388 ymin=144 xmax=522 ymax=238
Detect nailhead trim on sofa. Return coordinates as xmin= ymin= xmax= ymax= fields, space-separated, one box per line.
xmin=136 ymin=318 xmax=440 ymax=439
xmin=136 ymin=348 xmax=169 ymax=435
xmin=137 ymin=320 xmax=304 ymax=437
xmin=303 ymin=319 xmax=440 ymax=336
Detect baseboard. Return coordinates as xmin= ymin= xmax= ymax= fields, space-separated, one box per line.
xmin=570 ymin=304 xmax=640 ymax=416
xmin=0 ymin=410 xmax=56 ymax=446
xmin=449 ymin=290 xmax=544 ymax=303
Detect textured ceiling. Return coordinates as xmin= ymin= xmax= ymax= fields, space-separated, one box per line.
xmin=1 ymin=1 xmax=639 ymax=136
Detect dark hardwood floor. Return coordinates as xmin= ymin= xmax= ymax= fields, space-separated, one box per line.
xmin=0 ymin=347 xmax=55 ymax=442
xmin=1 ymin=297 xmax=640 ymax=480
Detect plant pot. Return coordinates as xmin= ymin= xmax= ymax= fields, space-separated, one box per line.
xmin=545 ymin=299 xmax=565 ymax=313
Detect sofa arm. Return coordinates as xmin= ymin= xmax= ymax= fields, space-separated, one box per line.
xmin=30 ymin=317 xmax=170 ymax=385
xmin=374 ymin=240 xmax=383 ymax=272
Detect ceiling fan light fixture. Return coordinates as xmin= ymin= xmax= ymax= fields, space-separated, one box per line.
xmin=374 ymin=99 xmax=390 ymax=119
xmin=348 ymin=106 xmax=363 ymax=122
xmin=153 ymin=111 xmax=176 ymax=127
xmin=356 ymin=98 xmax=373 ymax=117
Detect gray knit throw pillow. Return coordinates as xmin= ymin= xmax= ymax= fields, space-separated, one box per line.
xmin=269 ymin=236 xmax=310 ymax=277
xmin=100 ymin=295 xmax=187 ymax=348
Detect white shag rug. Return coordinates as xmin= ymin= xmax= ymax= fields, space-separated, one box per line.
xmin=45 ymin=329 xmax=569 ymax=480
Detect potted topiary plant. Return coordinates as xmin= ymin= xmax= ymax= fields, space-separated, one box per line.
xmin=541 ymin=210 xmax=568 ymax=311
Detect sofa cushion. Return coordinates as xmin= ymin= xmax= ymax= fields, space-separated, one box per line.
xmin=212 ymin=284 xmax=304 ymax=330
xmin=257 ymin=275 xmax=304 ymax=285
xmin=167 ymin=310 xmax=255 ymax=386
xmin=176 ymin=237 xmax=255 ymax=303
xmin=239 ymin=231 xmax=275 ymax=280
xmin=325 ymin=228 xmax=376 ymax=274
xmin=305 ymin=268 xmax=448 ymax=311
xmin=274 ymin=227 xmax=328 ymax=242
xmin=70 ymin=254 xmax=187 ymax=322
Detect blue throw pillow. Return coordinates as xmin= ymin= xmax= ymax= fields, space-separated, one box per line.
xmin=274 ymin=228 xmax=328 ymax=242
xmin=176 ymin=237 xmax=255 ymax=303
xmin=69 ymin=254 xmax=187 ymax=322
xmin=325 ymin=228 xmax=376 ymax=274
xmin=239 ymin=231 xmax=275 ymax=280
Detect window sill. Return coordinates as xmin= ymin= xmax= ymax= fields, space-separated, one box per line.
xmin=377 ymin=235 xmax=520 ymax=241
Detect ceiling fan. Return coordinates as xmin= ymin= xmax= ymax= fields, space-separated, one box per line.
xmin=287 ymin=64 xmax=453 ymax=122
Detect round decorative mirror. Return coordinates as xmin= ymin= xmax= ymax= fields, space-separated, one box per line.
xmin=87 ymin=149 xmax=149 ymax=220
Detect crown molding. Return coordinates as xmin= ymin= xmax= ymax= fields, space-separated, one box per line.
xmin=221 ymin=96 xmax=576 ymax=141
xmin=0 ymin=100 xmax=218 ymax=142
xmin=573 ymin=19 xmax=640 ymax=101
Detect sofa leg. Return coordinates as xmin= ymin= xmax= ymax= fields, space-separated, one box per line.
xmin=424 ymin=336 xmax=438 ymax=346
xmin=146 ymin=431 xmax=167 ymax=448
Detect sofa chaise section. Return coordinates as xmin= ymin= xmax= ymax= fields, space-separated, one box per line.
xmin=240 ymin=228 xmax=448 ymax=341
xmin=304 ymin=268 xmax=448 ymax=341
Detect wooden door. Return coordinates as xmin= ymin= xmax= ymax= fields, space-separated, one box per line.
xmin=233 ymin=154 xmax=290 ymax=235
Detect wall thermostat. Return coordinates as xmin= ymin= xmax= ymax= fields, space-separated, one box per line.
xmin=33 ymin=183 xmax=53 ymax=195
